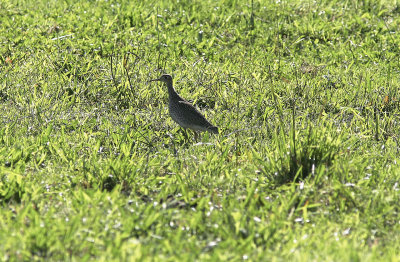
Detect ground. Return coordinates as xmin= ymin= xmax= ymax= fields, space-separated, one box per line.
xmin=1 ymin=0 xmax=400 ymax=260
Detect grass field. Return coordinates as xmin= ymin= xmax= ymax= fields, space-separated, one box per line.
xmin=1 ymin=0 xmax=400 ymax=260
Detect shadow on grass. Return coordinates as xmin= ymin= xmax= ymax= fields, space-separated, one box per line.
xmin=257 ymin=121 xmax=342 ymax=185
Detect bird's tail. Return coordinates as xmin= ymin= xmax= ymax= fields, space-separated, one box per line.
xmin=208 ymin=126 xmax=219 ymax=134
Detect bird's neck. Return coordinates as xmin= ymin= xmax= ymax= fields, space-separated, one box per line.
xmin=167 ymin=82 xmax=184 ymax=101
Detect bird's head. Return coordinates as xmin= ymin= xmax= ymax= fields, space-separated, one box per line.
xmin=150 ymin=74 xmax=173 ymax=84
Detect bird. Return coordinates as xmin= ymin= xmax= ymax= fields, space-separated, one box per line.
xmin=149 ymin=74 xmax=219 ymax=137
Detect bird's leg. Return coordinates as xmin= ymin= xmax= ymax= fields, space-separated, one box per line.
xmin=167 ymin=133 xmax=178 ymax=156
xmin=194 ymin=131 xmax=198 ymax=142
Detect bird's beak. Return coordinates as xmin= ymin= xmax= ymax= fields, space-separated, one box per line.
xmin=149 ymin=78 xmax=160 ymax=82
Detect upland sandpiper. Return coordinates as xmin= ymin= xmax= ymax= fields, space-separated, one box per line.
xmin=150 ymin=74 xmax=219 ymax=137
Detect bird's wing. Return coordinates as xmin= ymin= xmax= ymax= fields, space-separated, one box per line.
xmin=177 ymin=100 xmax=214 ymax=127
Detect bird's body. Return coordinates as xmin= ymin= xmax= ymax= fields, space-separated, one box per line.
xmin=150 ymin=74 xmax=219 ymax=135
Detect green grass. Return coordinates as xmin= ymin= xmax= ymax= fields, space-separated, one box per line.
xmin=1 ymin=0 xmax=400 ymax=260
